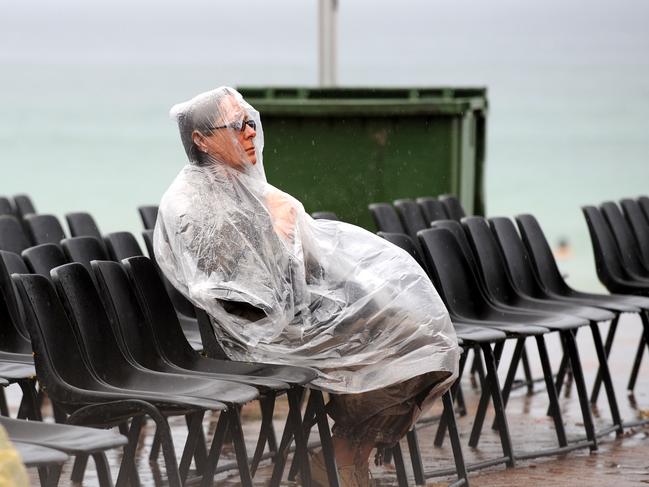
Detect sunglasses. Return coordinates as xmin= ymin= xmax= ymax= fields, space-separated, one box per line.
xmin=207 ymin=119 xmax=256 ymax=132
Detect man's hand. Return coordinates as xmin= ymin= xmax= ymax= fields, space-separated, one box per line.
xmin=266 ymin=190 xmax=297 ymax=241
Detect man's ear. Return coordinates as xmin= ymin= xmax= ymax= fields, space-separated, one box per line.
xmin=192 ymin=130 xmax=208 ymax=153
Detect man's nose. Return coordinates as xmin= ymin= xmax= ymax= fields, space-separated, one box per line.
xmin=243 ymin=124 xmax=256 ymax=138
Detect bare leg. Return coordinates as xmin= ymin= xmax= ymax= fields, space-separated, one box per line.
xmin=332 ymin=436 xmax=374 ymax=466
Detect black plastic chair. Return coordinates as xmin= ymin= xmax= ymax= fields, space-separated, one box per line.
xmin=23 ymin=214 xmax=66 ymax=246
xmin=1 ymin=416 xmax=127 ymax=487
xmin=368 ymin=202 xmax=405 ymax=233
xmin=600 ymin=201 xmax=649 ymax=281
xmin=61 ymin=236 xmax=109 ymax=278
xmin=120 ymin=255 xmax=336 ymax=487
xmin=0 ymin=196 xmax=14 ymax=216
xmin=620 ymin=198 xmax=649 ymax=269
xmin=22 ymin=244 xmax=67 ymax=280
xmin=0 ymin=215 xmax=31 ymax=254
xmin=12 ymin=194 xmax=36 ymax=220
xmin=419 ymin=227 xmax=600 ymax=458
xmin=52 ymin=262 xmax=265 ymax=486
xmin=416 ymin=196 xmax=449 ymax=223
xmin=65 ymin=212 xmax=102 ymax=240
xmin=138 ymin=205 xmax=159 ymax=230
xmin=463 ymin=216 xmax=623 ymax=438
xmin=439 ymin=195 xmax=467 ymax=221
xmin=638 ymin=196 xmax=649 ymax=223
xmin=13 ymin=271 xmax=228 ymax=487
xmin=103 ymin=232 xmax=143 ymax=261
xmin=311 ymin=211 xmax=339 ymax=220
xmin=515 ymin=213 xmax=649 ymax=399
xmin=393 ymin=199 xmax=429 ymax=242
xmin=582 ymin=206 xmax=649 ymax=294
xmin=141 ymin=229 xmax=202 ymax=351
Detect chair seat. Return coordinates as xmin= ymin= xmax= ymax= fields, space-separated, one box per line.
xmin=1 ymin=417 xmax=127 ymax=454
xmin=453 ymin=323 xmax=507 ymax=344
xmin=0 ymin=361 xmax=35 ymax=380
xmin=13 ymin=441 xmax=69 ymax=467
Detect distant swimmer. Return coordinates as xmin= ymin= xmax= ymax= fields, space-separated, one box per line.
xmin=554 ymin=236 xmax=573 ymax=259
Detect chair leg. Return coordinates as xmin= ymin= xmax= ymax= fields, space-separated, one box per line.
xmin=629 ymin=310 xmax=649 ymax=394
xmin=149 ymin=428 xmax=161 ymax=463
xmin=392 ymin=441 xmax=409 ymax=487
xmin=589 ymin=322 xmax=623 ymax=436
xmin=286 ymin=388 xmax=311 ymax=487
xmin=311 ymin=390 xmax=340 ymax=487
xmin=627 ymin=336 xmax=645 ymax=392
xmin=561 ymin=331 xmax=597 ymax=451
xmin=269 ymin=409 xmax=295 ymax=487
xmin=0 ymin=388 xmax=8 ymax=417
xmin=116 ymin=416 xmax=145 ymax=487
xmin=200 ymin=411 xmax=230 ymax=487
xmin=434 ymin=351 xmax=468 ymax=447
xmin=520 ymin=346 xmax=534 ymax=395
xmin=229 ymin=406 xmax=254 ymax=487
xmin=591 ymin=315 xmax=619 ymax=402
xmin=481 ymin=343 xmax=515 ymax=467
xmin=535 ymin=334 xmax=568 ymax=447
xmin=251 ymin=394 xmax=277 ymax=476
xmin=70 ymin=454 xmax=89 ymax=483
xmin=92 ymin=452 xmax=113 ymax=487
xmin=18 ymin=379 xmax=41 ymax=421
xmin=406 ymin=428 xmax=425 ymax=486
xmin=43 ymin=464 xmax=63 ymax=487
xmin=442 ymin=391 xmax=469 ymax=486
xmin=288 ymin=391 xmax=317 ymax=481
xmin=491 ymin=338 xmax=526 ymax=431
xmin=179 ymin=411 xmax=205 ymax=483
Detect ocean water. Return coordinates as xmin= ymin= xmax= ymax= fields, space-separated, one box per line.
xmin=1 ymin=0 xmax=648 ymax=291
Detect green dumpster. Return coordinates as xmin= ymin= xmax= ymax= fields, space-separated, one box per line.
xmin=237 ymin=87 xmax=487 ymax=230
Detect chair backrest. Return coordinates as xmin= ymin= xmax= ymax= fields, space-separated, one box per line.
xmin=393 ymin=199 xmax=429 ymax=241
xmin=138 ymin=205 xmax=159 ymax=230
xmin=489 ymin=217 xmax=544 ymax=298
xmin=12 ymin=195 xmax=36 ymax=220
xmin=141 ymin=230 xmax=196 ymax=318
xmin=104 ymin=232 xmax=143 ymax=261
xmin=430 ymin=220 xmax=478 ymax=271
xmin=620 ymin=198 xmax=649 ymax=268
xmin=515 ymin=214 xmax=571 ymax=294
xmin=65 ymin=212 xmax=102 ymax=240
xmin=22 ymin=244 xmax=67 ymax=280
xmin=0 ymin=197 xmax=13 ymax=216
xmin=91 ymin=259 xmax=168 ymax=370
xmin=377 ymin=232 xmax=426 ymax=269
xmin=638 ymin=196 xmax=649 ymax=223
xmin=418 ymin=227 xmax=487 ymax=318
xmin=368 ymin=203 xmax=405 ymax=233
xmin=122 ymin=256 xmax=198 ymax=364
xmin=61 ymin=236 xmax=109 ymax=278
xmin=24 ymin=214 xmax=66 ymax=245
xmin=600 ymin=201 xmax=648 ymax=275
xmin=582 ymin=205 xmax=631 ymax=287
xmin=416 ymin=197 xmax=449 ymax=223
xmin=0 ymin=252 xmax=32 ymax=349
xmin=52 ymin=263 xmax=133 ymax=375
xmin=13 ymin=272 xmax=101 ymax=399
xmin=462 ymin=216 xmax=518 ymax=304
xmin=438 ymin=195 xmax=467 ymax=221
xmin=0 ymin=216 xmax=31 ymax=254
xmin=311 ymin=211 xmax=339 ymax=221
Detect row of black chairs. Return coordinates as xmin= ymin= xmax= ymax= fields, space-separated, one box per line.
xmin=357 ymin=194 xmax=649 ymax=484
xmin=0 ymin=196 xmax=342 ymax=486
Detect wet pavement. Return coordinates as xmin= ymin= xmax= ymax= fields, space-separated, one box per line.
xmin=15 ymin=313 xmax=649 ymax=486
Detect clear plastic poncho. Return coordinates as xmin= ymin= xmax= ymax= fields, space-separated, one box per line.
xmin=154 ymin=87 xmax=459 ymax=394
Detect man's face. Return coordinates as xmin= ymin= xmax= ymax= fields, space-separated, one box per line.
xmin=193 ymin=95 xmax=257 ymax=170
